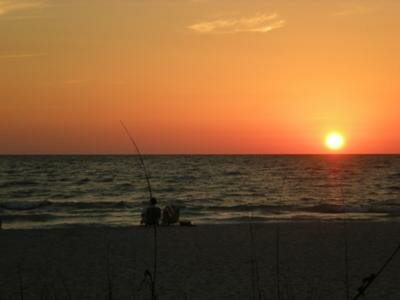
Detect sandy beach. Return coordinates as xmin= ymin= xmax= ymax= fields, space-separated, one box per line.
xmin=0 ymin=222 xmax=399 ymax=299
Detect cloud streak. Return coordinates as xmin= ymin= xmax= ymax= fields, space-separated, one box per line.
xmin=0 ymin=53 xmax=44 ymax=59
xmin=189 ymin=13 xmax=285 ymax=34
xmin=0 ymin=0 xmax=43 ymax=16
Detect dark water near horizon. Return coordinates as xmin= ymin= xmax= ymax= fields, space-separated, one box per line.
xmin=0 ymin=155 xmax=399 ymax=229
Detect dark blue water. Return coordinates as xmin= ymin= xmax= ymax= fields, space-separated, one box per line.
xmin=0 ymin=155 xmax=399 ymax=229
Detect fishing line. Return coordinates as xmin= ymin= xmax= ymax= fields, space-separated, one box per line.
xmin=120 ymin=120 xmax=153 ymax=200
xmin=353 ymin=240 xmax=400 ymax=300
xmin=352 ymin=160 xmax=400 ymax=299
xmin=120 ymin=121 xmax=157 ymax=299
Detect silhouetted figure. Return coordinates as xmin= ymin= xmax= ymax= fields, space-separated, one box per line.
xmin=141 ymin=197 xmax=161 ymax=226
xmin=162 ymin=202 xmax=180 ymax=225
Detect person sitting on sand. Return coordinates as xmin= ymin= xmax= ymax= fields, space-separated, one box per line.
xmin=141 ymin=197 xmax=161 ymax=226
xmin=162 ymin=202 xmax=180 ymax=225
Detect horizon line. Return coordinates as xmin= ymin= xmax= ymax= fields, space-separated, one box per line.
xmin=0 ymin=153 xmax=399 ymax=156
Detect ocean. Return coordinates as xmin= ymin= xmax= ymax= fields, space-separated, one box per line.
xmin=0 ymin=155 xmax=399 ymax=229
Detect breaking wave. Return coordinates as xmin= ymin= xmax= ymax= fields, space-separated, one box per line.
xmin=0 ymin=200 xmax=135 ymax=211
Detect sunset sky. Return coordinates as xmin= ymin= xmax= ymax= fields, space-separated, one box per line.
xmin=1 ymin=0 xmax=399 ymax=154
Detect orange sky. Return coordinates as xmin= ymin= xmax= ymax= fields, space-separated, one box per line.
xmin=1 ymin=0 xmax=399 ymax=154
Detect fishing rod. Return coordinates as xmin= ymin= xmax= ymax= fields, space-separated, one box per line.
xmin=120 ymin=121 xmax=153 ymax=200
xmin=120 ymin=121 xmax=158 ymax=300
xmin=353 ymin=240 xmax=400 ymax=299
xmin=352 ymin=166 xmax=400 ymax=300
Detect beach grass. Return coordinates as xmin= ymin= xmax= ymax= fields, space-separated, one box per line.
xmin=0 ymin=223 xmax=399 ymax=299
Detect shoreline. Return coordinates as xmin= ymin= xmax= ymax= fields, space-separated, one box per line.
xmin=2 ymin=217 xmax=400 ymax=231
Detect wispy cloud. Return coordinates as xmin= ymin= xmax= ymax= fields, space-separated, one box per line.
xmin=0 ymin=0 xmax=43 ymax=16
xmin=0 ymin=52 xmax=44 ymax=59
xmin=189 ymin=13 xmax=285 ymax=34
xmin=334 ymin=3 xmax=376 ymax=17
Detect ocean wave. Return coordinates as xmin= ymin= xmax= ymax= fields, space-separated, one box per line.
xmin=154 ymin=187 xmax=177 ymax=193
xmin=9 ymin=190 xmax=36 ymax=198
xmin=6 ymin=187 xmax=51 ymax=199
xmin=222 ymin=171 xmax=242 ymax=176
xmin=0 ymin=200 xmax=135 ymax=211
xmin=1 ymin=213 xmax=57 ymax=222
xmin=388 ymin=186 xmax=400 ymax=191
xmin=76 ymin=178 xmax=90 ymax=185
xmin=191 ymin=203 xmax=400 ymax=216
xmin=67 ymin=200 xmax=133 ymax=209
xmin=50 ymin=193 xmax=78 ymax=199
xmin=300 ymin=204 xmax=400 ymax=215
xmin=112 ymin=182 xmax=135 ymax=192
xmin=215 ymin=216 xmax=270 ymax=223
xmin=314 ymin=183 xmax=347 ymax=188
xmin=0 ymin=180 xmax=39 ymax=188
xmin=203 ymin=204 xmax=293 ymax=213
xmin=300 ymin=197 xmax=316 ymax=202
xmin=363 ymin=206 xmax=400 ymax=215
xmin=96 ymin=177 xmax=114 ymax=183
xmin=388 ymin=172 xmax=400 ymax=179
xmin=169 ymin=175 xmax=197 ymax=181
xmin=302 ymin=204 xmax=345 ymax=213
xmin=0 ymin=201 xmax=49 ymax=210
xmin=381 ymin=201 xmax=400 ymax=206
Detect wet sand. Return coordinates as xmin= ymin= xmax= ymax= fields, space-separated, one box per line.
xmin=0 ymin=222 xmax=399 ymax=299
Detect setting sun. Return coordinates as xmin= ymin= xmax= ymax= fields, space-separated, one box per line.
xmin=325 ymin=132 xmax=345 ymax=151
